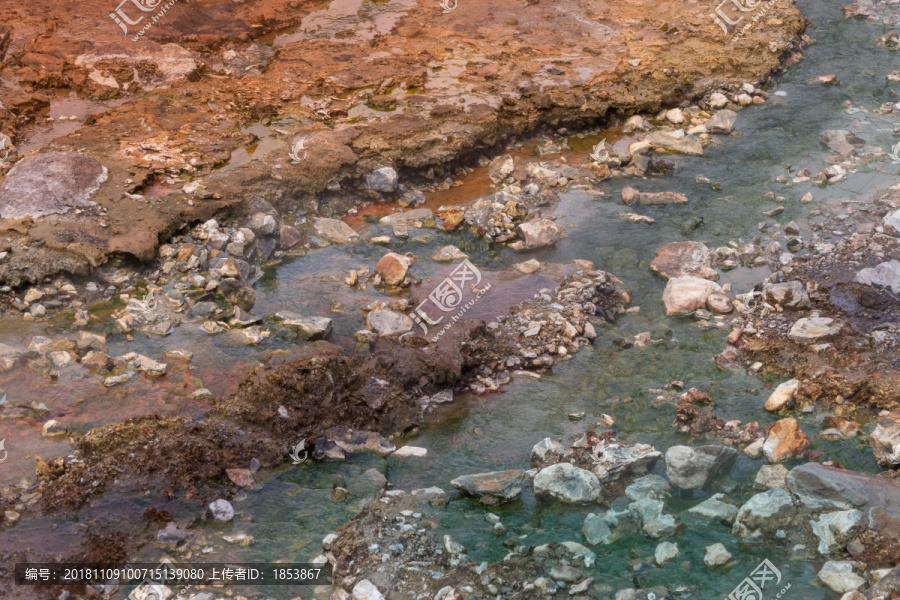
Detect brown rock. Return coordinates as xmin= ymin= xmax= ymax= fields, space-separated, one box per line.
xmin=763 ymin=418 xmax=810 ymax=463
xmin=436 ymin=207 xmax=465 ymax=231
xmin=375 ymin=252 xmax=411 ymax=286
xmin=650 ymin=241 xmax=718 ymax=280
xmin=226 ymin=468 xmax=255 ymax=488
xmin=278 ymin=225 xmax=306 ymax=250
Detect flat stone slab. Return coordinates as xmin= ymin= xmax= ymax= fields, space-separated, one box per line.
xmin=451 ymin=469 xmax=526 ymax=504
xmin=788 ymin=316 xmax=843 ymax=343
xmin=0 ymin=151 xmax=107 ymax=220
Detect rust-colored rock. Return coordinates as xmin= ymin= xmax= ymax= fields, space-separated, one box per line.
xmin=763 ymin=418 xmax=810 ymax=463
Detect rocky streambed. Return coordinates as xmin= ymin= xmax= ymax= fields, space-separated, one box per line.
xmin=4 ymin=0 xmax=900 ymax=599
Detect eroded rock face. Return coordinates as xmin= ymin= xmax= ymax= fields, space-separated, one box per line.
xmin=0 ymin=152 xmax=107 ymax=220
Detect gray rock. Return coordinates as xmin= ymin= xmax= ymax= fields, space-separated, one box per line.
xmin=217 ymin=278 xmax=256 ymax=311
xmin=0 ymin=151 xmax=107 ymax=219
xmin=488 ymin=155 xmax=515 ymax=183
xmin=664 ymin=445 xmax=737 ymax=489
xmin=324 ymin=427 xmax=396 ymax=455
xmin=187 ymin=301 xmax=218 ymax=320
xmin=450 ymin=470 xmax=526 ymax=504
xmin=811 ymin=509 xmax=863 ymax=555
xmin=855 ymin=260 xmax=900 ymax=294
xmin=647 ymin=130 xmax=703 ymax=155
xmin=754 ymin=464 xmax=789 ymax=490
xmin=624 ymin=475 xmax=672 ymax=501
xmin=590 ymin=440 xmax=662 ymax=482
xmin=531 ymin=437 xmax=564 ymax=467
xmin=731 ymin=487 xmax=796 ymax=541
xmin=352 ymin=579 xmax=386 ymax=600
xmin=583 ymin=508 xmax=638 ymax=545
xmin=629 ymin=497 xmax=678 ymax=539
xmin=785 ymin=463 xmax=900 ymax=545
xmin=276 ymin=312 xmax=333 ymax=340
xmin=157 ymin=522 xmax=194 ymax=544
xmin=686 ymin=493 xmax=739 ymax=525
xmin=313 ymin=217 xmax=359 ymax=243
xmin=379 ymin=208 xmax=433 ymax=226
xmin=706 ymin=109 xmax=738 ymax=133
xmin=513 ymin=218 xmax=564 ymax=251
xmin=817 ymin=561 xmax=866 ymax=594
xmin=365 ymin=167 xmax=399 ymax=193
xmin=654 ymin=541 xmax=680 ymax=566
xmin=366 ymin=309 xmax=413 ymax=336
xmin=247 ymin=213 xmax=278 ymax=236
xmin=209 ymin=499 xmax=234 ymax=522
xmin=549 ymin=564 xmax=582 ymax=582
xmin=870 ymin=411 xmax=900 ymax=468
xmin=703 ymin=543 xmax=732 ymax=568
xmin=432 ymin=245 xmax=468 ymax=262
xmin=763 ymin=281 xmax=810 ymax=309
xmin=533 ymin=462 xmax=604 ymax=504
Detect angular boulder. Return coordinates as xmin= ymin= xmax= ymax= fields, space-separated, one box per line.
xmin=313 ymin=218 xmax=359 ymax=243
xmin=763 ymin=417 xmax=810 ymax=463
xmin=533 ymin=462 xmax=604 ymax=504
xmin=451 ymin=470 xmax=526 ymax=505
xmin=664 ymin=445 xmax=737 ymax=490
xmin=513 ymin=218 xmax=564 ymax=251
xmin=375 ymin=252 xmax=411 ymax=285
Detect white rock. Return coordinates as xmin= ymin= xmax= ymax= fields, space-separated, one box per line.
xmin=765 ymin=379 xmax=799 ymax=411
xmin=393 ymin=446 xmax=428 ymax=458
